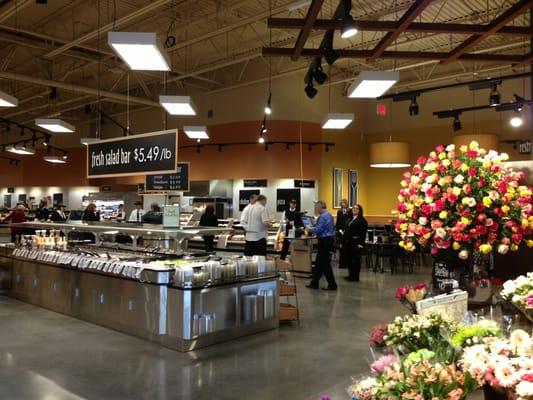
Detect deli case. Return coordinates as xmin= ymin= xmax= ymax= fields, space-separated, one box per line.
xmin=0 ymin=221 xmax=279 ymax=352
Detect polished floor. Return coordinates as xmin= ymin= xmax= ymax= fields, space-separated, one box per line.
xmin=0 ymin=263 xmax=431 ymax=400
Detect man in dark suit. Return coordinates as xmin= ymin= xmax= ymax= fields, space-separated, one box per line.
xmin=336 ymin=199 xmax=352 ymax=269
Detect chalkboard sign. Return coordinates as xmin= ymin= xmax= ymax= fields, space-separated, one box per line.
xmin=100 ymin=185 xmax=112 ymax=192
xmin=276 ymin=189 xmax=301 ymax=212
xmin=53 ymin=193 xmax=63 ymax=206
xmin=239 ymin=190 xmax=260 ymax=211
xmin=243 ymin=179 xmax=267 ymax=187
xmin=432 ymin=261 xmax=455 ymax=292
xmin=3 ymin=194 xmax=11 ymax=208
xmin=7 ymin=187 xmax=14 ymax=194
xmin=145 ymin=162 xmax=189 ymax=192
xmin=18 ymin=194 xmax=26 ymax=203
xmin=87 ymin=129 xmax=178 ymax=178
xmin=294 ymin=179 xmax=315 ymax=188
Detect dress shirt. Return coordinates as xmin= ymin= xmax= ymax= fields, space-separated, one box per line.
xmin=309 ymin=210 xmax=335 ymax=238
xmin=245 ymin=203 xmax=270 ymax=241
xmin=128 ymin=209 xmax=145 ymax=222
xmin=240 ymin=203 xmax=253 ymax=230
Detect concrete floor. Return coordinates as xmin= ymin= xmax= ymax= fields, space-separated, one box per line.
xmin=0 ymin=265 xmax=431 ymax=400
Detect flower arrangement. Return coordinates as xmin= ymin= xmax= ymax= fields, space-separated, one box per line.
xmin=460 ymin=329 xmax=533 ymax=399
xmin=368 ymin=324 xmax=387 ymax=348
xmin=348 ymin=376 xmax=378 ymax=400
xmin=395 ymin=282 xmax=429 ymax=313
xmin=395 ymin=141 xmax=533 ymax=259
xmin=450 ymin=320 xmax=502 ymax=348
xmin=370 ymin=354 xmax=398 ymax=374
xmin=501 ymin=273 xmax=533 ymax=323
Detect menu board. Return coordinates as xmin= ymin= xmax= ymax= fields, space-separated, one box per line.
xmin=243 ymin=179 xmax=267 ymax=187
xmin=276 ymin=189 xmax=301 ymax=212
xmin=239 ymin=189 xmax=260 ymax=211
xmin=145 ymin=162 xmax=189 ymax=192
xmin=4 ymin=194 xmax=11 ymax=208
xmin=294 ymin=179 xmax=315 ymax=188
xmin=53 ymin=193 xmax=63 ymax=206
xmin=87 ymin=129 xmax=178 ymax=178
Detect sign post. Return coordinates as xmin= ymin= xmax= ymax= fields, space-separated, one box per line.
xmin=87 ymin=129 xmax=178 ymax=178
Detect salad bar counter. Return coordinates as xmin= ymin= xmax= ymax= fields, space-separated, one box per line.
xmin=0 ymin=222 xmax=280 ymax=351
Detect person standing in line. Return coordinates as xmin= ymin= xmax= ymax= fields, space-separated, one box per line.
xmin=142 ymin=203 xmax=163 ymax=224
xmin=36 ymin=198 xmax=50 ymax=221
xmin=116 ymin=204 xmax=126 ymax=222
xmin=128 ymin=201 xmax=145 ymax=223
xmin=344 ymin=204 xmax=368 ymax=282
xmin=200 ymin=205 xmax=219 ymax=252
xmin=244 ymin=195 xmax=271 ymax=256
xmin=50 ymin=204 xmax=68 ymax=222
xmin=2 ymin=204 xmax=27 ymax=242
xmin=240 ymin=194 xmax=258 ymax=255
xmin=306 ymin=201 xmax=337 ymax=291
xmin=82 ymin=203 xmax=100 ymax=222
xmin=279 ymin=199 xmax=303 ymax=260
xmin=336 ymin=199 xmax=353 ymax=269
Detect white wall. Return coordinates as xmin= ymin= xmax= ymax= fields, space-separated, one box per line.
xmin=0 ymin=186 xmax=99 ymax=209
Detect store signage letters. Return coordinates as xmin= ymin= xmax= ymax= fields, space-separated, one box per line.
xmin=145 ymin=162 xmax=190 ymax=192
xmin=243 ymin=179 xmax=267 ymax=187
xmin=519 ymin=141 xmax=532 ymax=155
xmin=87 ymin=129 xmax=178 ymax=178
xmin=294 ymin=179 xmax=315 ymax=188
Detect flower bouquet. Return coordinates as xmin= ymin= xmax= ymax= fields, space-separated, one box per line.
xmin=395 ymin=141 xmax=533 ymax=260
xmin=501 ymin=273 xmax=533 ymax=324
xmin=460 ymin=329 xmax=533 ymax=400
xmin=450 ymin=320 xmax=502 ymax=348
xmin=395 ymin=282 xmax=429 ymax=313
xmin=369 ymin=324 xmax=387 ymax=349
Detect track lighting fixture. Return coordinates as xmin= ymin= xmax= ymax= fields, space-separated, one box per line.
xmin=264 ymin=92 xmax=272 ymax=115
xmin=322 ymin=31 xmax=339 ymax=65
xmin=312 ymin=65 xmax=328 ymax=85
xmin=258 ymin=135 xmax=265 ymax=144
xmin=510 ymin=110 xmax=523 ymax=128
xmin=341 ymin=14 xmax=358 ymax=39
xmin=489 ymin=83 xmax=500 ymax=106
xmin=305 ymin=83 xmax=318 ymax=99
xmin=453 ymin=114 xmax=462 ymax=131
xmin=409 ymin=95 xmax=419 ymax=116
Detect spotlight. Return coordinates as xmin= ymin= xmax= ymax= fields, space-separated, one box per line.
xmin=258 ymin=135 xmax=265 ymax=144
xmin=409 ymin=96 xmax=419 ymax=116
xmin=510 ymin=110 xmax=523 ymax=128
xmin=489 ymin=84 xmax=500 ymax=106
xmin=453 ymin=115 xmax=462 ymax=131
xmin=197 ymin=138 xmax=201 ymax=143
xmin=264 ymin=92 xmax=272 ymax=115
xmin=305 ymin=83 xmax=318 ymax=99
xmin=312 ymin=65 xmax=328 ymax=84
xmin=341 ymin=15 xmax=358 ymax=39
xmin=261 ymin=124 xmax=267 ymax=134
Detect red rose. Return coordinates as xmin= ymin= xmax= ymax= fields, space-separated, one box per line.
xmin=468 ymin=168 xmax=477 ymax=177
xmin=512 ymin=233 xmax=522 ymax=244
xmin=395 ymin=284 xmax=409 ymax=299
xmin=467 ymin=150 xmax=478 ymax=158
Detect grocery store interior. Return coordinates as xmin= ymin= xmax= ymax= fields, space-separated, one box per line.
xmin=0 ymin=0 xmax=532 ymax=399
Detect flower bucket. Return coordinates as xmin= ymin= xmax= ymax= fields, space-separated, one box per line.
xmin=483 ymin=385 xmax=508 ymax=400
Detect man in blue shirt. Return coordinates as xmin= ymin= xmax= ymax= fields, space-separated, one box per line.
xmin=306 ymin=200 xmax=337 ymax=291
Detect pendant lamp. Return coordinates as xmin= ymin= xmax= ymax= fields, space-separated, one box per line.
xmin=369 ymin=142 xmax=410 ymax=168
xmin=452 ymin=134 xmax=498 ymax=152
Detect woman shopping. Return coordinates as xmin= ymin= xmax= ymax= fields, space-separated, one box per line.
xmin=344 ymin=204 xmax=368 ymax=282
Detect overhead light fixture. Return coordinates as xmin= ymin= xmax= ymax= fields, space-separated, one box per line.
xmin=287 ymin=0 xmax=311 ymax=11
xmin=341 ymin=15 xmax=358 ymax=39
xmin=6 ymin=144 xmax=36 ymax=155
xmin=159 ymin=95 xmax=197 ymax=116
xmin=321 ymin=113 xmax=354 ymax=129
xmin=183 ymin=126 xmax=209 ymax=140
xmin=80 ymin=137 xmax=100 ymax=145
xmin=489 ymin=83 xmax=501 ymax=106
xmin=323 ymin=31 xmax=339 ymax=65
xmin=43 ymin=155 xmax=67 ymax=164
xmin=108 ymin=32 xmax=170 ymax=71
xmin=510 ymin=110 xmax=523 ymax=127
xmin=264 ymin=92 xmax=272 ymax=115
xmin=347 ymin=71 xmax=400 ymax=98
xmin=305 ymin=83 xmax=318 ymax=99
xmin=409 ymin=95 xmax=419 ymax=116
xmin=0 ymin=90 xmax=18 ymax=107
xmin=258 ymin=135 xmax=265 ymax=144
xmin=453 ymin=114 xmax=462 ymax=131
xmin=312 ymin=65 xmax=328 ymax=84
xmin=370 ymin=142 xmax=410 ymax=168
xmin=35 ymin=118 xmax=75 ymax=133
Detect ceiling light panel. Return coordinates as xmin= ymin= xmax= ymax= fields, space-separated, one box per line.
xmin=7 ymin=145 xmax=36 ymax=155
xmin=321 ymin=113 xmax=354 ymax=129
xmin=43 ymin=156 xmax=67 ymax=164
xmin=0 ymin=90 xmax=18 ymax=107
xmin=183 ymin=126 xmax=209 ymax=140
xmin=35 ymin=118 xmax=75 ymax=133
xmin=347 ymin=71 xmax=400 ymax=98
xmin=108 ymin=32 xmax=170 ymax=71
xmin=159 ymin=96 xmax=196 ymax=116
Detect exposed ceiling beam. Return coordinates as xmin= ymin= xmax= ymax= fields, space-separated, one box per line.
xmin=0 ymin=71 xmax=160 ymax=108
xmin=444 ymin=0 xmax=533 ymax=63
xmin=0 ymin=0 xmax=33 ymax=23
xmin=262 ymin=47 xmax=525 ymax=63
xmin=44 ymin=0 xmax=172 ymax=58
xmin=368 ymin=0 xmax=434 ymax=62
xmin=292 ymin=0 xmax=324 ymax=61
xmin=267 ymin=18 xmax=533 ymax=36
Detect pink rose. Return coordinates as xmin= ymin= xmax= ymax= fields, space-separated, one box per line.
xmin=395 ymin=285 xmax=409 ymax=299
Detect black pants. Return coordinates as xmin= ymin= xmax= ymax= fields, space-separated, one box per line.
xmin=310 ymin=237 xmax=336 ymax=288
xmin=245 ymin=238 xmax=267 ymax=256
xmin=280 ymin=238 xmax=290 ymax=260
xmin=204 ymin=236 xmax=215 ymax=253
xmin=338 ymin=237 xmax=351 ymax=269
xmin=348 ymin=243 xmax=362 ymax=280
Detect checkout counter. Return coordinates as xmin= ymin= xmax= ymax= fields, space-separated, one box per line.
xmin=0 ymin=221 xmax=279 ymax=352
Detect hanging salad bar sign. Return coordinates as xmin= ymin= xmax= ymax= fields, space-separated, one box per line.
xmin=87 ymin=129 xmax=178 ymax=178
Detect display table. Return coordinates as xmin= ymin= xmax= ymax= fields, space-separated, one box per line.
xmin=290 ymin=237 xmax=316 ymax=273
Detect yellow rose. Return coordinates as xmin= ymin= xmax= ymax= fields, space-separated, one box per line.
xmin=511 ymin=244 xmax=519 ymax=251
xmin=453 ymin=242 xmax=461 ymax=250
xmin=404 ymin=242 xmax=414 ymax=251
xmin=439 ymin=152 xmax=446 ymax=160
xmin=461 ymin=198 xmax=469 ymax=206
xmin=527 ymin=240 xmax=533 ymax=248
xmin=460 ymin=145 xmax=467 ymax=153
xmin=522 ymin=219 xmax=529 ymax=228
xmin=501 ymin=153 xmax=509 ymax=161
xmin=406 ymin=210 xmax=413 ymax=218
xmin=460 ymin=163 xmax=469 ymax=172
xmin=438 ymin=178 xmax=447 ymax=187
xmin=439 ymin=211 xmax=448 ymax=219
xmin=460 ymin=217 xmax=471 ymax=225
xmin=482 ymin=197 xmax=492 ymax=207
xmin=469 ymin=141 xmax=479 ymax=150
xmin=479 ymin=244 xmax=492 ymax=254
xmin=407 ymin=203 xmax=414 ymax=211
xmin=482 ymin=160 xmax=491 ymax=169
xmin=423 ymin=232 xmax=431 ymax=240
xmin=452 ymin=187 xmax=461 ymax=196
xmin=399 ymin=240 xmax=405 ymax=248
xmin=501 ymin=205 xmax=510 ymax=214
xmin=400 ymin=223 xmax=407 ymax=231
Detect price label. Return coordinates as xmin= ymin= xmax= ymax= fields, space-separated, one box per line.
xmin=145 ymin=162 xmax=190 ymax=192
xmin=87 ymin=129 xmax=177 ymax=178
